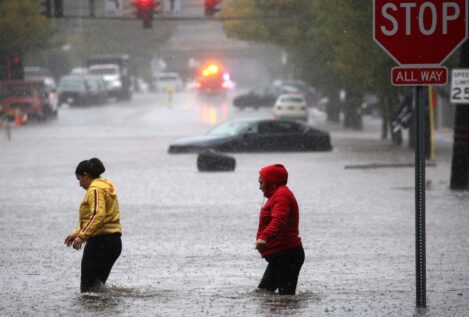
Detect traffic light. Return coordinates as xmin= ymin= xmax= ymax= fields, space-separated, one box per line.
xmin=204 ymin=0 xmax=221 ymax=17
xmin=135 ymin=0 xmax=155 ymax=29
xmin=41 ymin=0 xmax=63 ymax=18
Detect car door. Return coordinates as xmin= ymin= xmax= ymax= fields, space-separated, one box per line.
xmin=236 ymin=122 xmax=271 ymax=151
xmin=257 ymin=121 xmax=306 ymax=151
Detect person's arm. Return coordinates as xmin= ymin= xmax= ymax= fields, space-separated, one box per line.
xmin=76 ymin=188 xmax=107 ymax=240
xmin=258 ymin=195 xmax=290 ymax=243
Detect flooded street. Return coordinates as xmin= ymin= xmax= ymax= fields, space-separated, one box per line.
xmin=1 ymin=92 xmax=468 ymax=316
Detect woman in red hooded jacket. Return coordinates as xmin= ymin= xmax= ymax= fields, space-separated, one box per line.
xmin=255 ymin=164 xmax=305 ymax=295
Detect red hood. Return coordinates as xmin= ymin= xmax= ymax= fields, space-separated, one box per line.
xmin=259 ymin=164 xmax=288 ymax=198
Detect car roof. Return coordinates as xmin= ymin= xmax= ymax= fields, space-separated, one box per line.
xmin=278 ymin=93 xmax=305 ymax=98
xmin=223 ymin=117 xmax=306 ymax=126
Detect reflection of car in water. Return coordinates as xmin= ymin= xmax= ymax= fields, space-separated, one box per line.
xmin=152 ymin=72 xmax=183 ymax=92
xmin=168 ymin=118 xmax=332 ymax=153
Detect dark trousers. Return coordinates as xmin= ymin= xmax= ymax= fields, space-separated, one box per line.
xmin=258 ymin=246 xmax=305 ymax=295
xmin=81 ymin=233 xmax=122 ymax=292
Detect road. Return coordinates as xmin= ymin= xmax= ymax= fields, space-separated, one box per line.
xmin=0 ymin=90 xmax=468 ymax=316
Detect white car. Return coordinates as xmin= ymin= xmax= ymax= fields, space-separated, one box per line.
xmin=273 ymin=93 xmax=309 ymax=121
xmin=152 ymin=72 xmax=183 ymax=92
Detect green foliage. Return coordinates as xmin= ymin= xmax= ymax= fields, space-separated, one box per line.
xmin=221 ymin=0 xmax=395 ymax=95
xmin=0 ymin=0 xmax=56 ymax=52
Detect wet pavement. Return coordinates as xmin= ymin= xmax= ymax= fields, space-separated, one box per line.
xmin=0 ymin=92 xmax=468 ymax=316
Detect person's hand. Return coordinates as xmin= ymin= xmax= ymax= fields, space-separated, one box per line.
xmin=64 ymin=233 xmax=77 ymax=247
xmin=72 ymin=237 xmax=85 ymax=250
xmin=255 ymin=239 xmax=267 ymax=250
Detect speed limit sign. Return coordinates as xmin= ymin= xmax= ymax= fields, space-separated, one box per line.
xmin=451 ymin=69 xmax=469 ymax=104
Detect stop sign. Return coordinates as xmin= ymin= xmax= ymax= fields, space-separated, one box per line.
xmin=374 ymin=0 xmax=468 ymax=65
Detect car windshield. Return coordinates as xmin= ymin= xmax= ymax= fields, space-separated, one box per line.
xmin=59 ymin=78 xmax=85 ymax=90
xmin=4 ymin=85 xmax=37 ymax=97
xmin=207 ymin=121 xmax=251 ymax=136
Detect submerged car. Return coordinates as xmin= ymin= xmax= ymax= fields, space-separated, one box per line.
xmin=168 ymin=118 xmax=332 ymax=153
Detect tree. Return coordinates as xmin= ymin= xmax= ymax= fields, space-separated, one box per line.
xmin=222 ymin=1 xmax=401 ymax=132
xmin=0 ymin=0 xmax=56 ymax=53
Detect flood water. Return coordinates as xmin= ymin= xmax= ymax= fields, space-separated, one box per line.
xmin=1 ymin=93 xmax=468 ymax=316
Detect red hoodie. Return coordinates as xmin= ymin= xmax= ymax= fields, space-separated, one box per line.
xmin=257 ymin=164 xmax=302 ymax=257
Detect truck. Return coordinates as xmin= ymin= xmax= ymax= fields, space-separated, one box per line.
xmin=0 ymin=80 xmax=57 ymax=121
xmin=86 ymin=54 xmax=132 ymax=101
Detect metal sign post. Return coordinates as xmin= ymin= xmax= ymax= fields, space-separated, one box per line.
xmin=374 ymin=0 xmax=468 ymax=308
xmin=414 ymin=86 xmax=427 ymax=308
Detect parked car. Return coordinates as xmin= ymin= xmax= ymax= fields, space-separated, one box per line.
xmin=233 ymin=85 xmax=298 ymax=110
xmin=273 ymin=93 xmax=309 ymax=121
xmin=24 ymin=67 xmax=59 ymax=116
xmin=168 ymin=118 xmax=332 ymax=153
xmin=84 ymin=74 xmax=108 ymax=104
xmin=273 ymin=79 xmax=319 ymax=107
xmin=0 ymin=80 xmax=54 ymax=121
xmin=152 ymin=72 xmax=183 ymax=92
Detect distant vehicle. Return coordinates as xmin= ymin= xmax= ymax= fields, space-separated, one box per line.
xmin=361 ymin=93 xmax=380 ymax=116
xmin=24 ymin=66 xmax=59 ymax=115
xmin=152 ymin=72 xmax=183 ymax=92
xmin=273 ymin=79 xmax=319 ymax=107
xmin=168 ymin=118 xmax=332 ymax=153
xmin=273 ymin=93 xmax=309 ymax=121
xmin=87 ymin=54 xmax=132 ymax=101
xmin=83 ymin=74 xmax=108 ymax=104
xmin=195 ymin=62 xmax=231 ymax=95
xmin=58 ymin=75 xmax=91 ymax=106
xmin=233 ymin=85 xmax=298 ymax=110
xmin=70 ymin=67 xmax=88 ymax=75
xmin=0 ymin=80 xmax=56 ymax=120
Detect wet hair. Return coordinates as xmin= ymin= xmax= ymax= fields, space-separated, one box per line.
xmin=75 ymin=158 xmax=105 ymax=178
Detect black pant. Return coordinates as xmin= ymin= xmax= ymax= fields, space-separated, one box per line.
xmin=81 ymin=233 xmax=122 ymax=292
xmin=258 ymin=246 xmax=305 ymax=295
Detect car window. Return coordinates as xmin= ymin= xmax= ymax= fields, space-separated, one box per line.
xmin=257 ymin=121 xmax=303 ymax=134
xmin=59 ymin=78 xmax=86 ymax=90
xmin=208 ymin=121 xmax=252 ymax=136
xmin=280 ymin=96 xmax=305 ymax=103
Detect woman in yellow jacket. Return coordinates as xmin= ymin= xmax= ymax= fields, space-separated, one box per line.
xmin=64 ymin=158 xmax=122 ymax=292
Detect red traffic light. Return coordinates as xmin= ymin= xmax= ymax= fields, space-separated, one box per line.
xmin=134 ymin=0 xmax=155 ymax=28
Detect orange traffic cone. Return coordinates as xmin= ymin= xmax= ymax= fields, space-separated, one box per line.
xmin=15 ymin=109 xmax=22 ymax=127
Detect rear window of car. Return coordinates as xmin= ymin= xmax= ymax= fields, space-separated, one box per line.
xmin=59 ymin=78 xmax=86 ymax=90
xmin=280 ymin=96 xmax=305 ymax=103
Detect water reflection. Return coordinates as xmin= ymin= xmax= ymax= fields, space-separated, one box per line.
xmin=252 ymin=290 xmax=320 ymax=316
xmin=74 ymin=284 xmax=167 ymax=315
xmin=196 ymin=95 xmax=230 ymax=125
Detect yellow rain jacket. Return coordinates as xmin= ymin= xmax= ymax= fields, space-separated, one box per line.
xmin=75 ymin=178 xmax=122 ymax=240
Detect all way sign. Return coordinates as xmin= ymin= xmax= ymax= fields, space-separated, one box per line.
xmin=391 ymin=67 xmax=448 ymax=85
